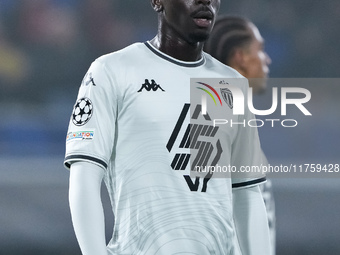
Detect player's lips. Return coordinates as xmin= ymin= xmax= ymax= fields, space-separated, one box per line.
xmin=191 ymin=10 xmax=213 ymax=28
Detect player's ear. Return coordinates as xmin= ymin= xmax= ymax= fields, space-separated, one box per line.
xmin=150 ymin=0 xmax=163 ymax=12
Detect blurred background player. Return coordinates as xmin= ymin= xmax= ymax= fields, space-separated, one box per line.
xmin=205 ymin=15 xmax=276 ymax=255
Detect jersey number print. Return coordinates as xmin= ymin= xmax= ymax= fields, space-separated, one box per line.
xmin=166 ymin=103 xmax=223 ymax=192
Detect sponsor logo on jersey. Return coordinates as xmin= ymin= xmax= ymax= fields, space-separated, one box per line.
xmin=72 ymin=97 xmax=93 ymax=126
xmin=66 ymin=131 xmax=94 ymax=142
xmin=81 ymin=72 xmax=96 ymax=86
xmin=137 ymin=79 xmax=165 ymax=92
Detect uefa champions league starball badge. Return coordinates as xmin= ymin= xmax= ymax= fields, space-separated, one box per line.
xmin=72 ymin=97 xmax=93 ymax=126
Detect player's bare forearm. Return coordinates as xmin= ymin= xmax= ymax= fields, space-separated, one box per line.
xmin=233 ymin=185 xmax=271 ymax=255
xmin=69 ymin=162 xmax=107 ymax=255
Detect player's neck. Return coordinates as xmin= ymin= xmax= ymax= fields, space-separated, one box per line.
xmin=150 ymin=35 xmax=204 ymax=62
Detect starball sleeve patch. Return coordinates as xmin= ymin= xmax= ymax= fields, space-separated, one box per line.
xmin=72 ymin=97 xmax=93 ymax=126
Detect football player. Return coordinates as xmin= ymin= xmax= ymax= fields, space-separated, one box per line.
xmin=65 ymin=1 xmax=271 ymax=254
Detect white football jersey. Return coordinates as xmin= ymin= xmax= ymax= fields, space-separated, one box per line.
xmin=64 ymin=41 xmax=266 ymax=255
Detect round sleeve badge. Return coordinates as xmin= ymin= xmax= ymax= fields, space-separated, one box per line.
xmin=72 ymin=97 xmax=93 ymax=126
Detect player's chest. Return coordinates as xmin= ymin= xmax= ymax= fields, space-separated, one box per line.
xmin=116 ymin=75 xmax=239 ymax=143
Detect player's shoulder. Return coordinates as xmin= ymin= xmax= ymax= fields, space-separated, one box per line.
xmin=203 ymin=52 xmax=244 ymax=78
xmin=81 ymin=43 xmax=146 ymax=91
xmin=95 ymin=42 xmax=146 ymax=66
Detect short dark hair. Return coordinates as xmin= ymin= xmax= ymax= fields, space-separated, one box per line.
xmin=204 ymin=15 xmax=253 ymax=65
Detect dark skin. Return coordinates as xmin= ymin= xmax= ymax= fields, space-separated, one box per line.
xmin=150 ymin=0 xmax=221 ymax=62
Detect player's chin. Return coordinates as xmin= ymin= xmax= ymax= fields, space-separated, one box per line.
xmin=189 ymin=31 xmax=211 ymax=43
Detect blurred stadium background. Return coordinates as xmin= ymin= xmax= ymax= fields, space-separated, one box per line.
xmin=0 ymin=0 xmax=339 ymax=254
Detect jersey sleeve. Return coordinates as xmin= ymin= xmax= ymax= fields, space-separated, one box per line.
xmin=231 ymin=79 xmax=266 ymax=189
xmin=64 ymin=59 xmax=118 ymax=170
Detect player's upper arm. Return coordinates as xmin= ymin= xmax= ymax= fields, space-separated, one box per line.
xmin=64 ymin=59 xmax=118 ymax=171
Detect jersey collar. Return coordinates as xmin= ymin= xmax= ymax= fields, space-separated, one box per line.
xmin=144 ymin=41 xmax=205 ymax=68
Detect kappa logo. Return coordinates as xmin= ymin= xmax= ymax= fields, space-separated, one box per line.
xmin=137 ymin=79 xmax=165 ymax=92
xmin=82 ymin=72 xmax=96 ymax=87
